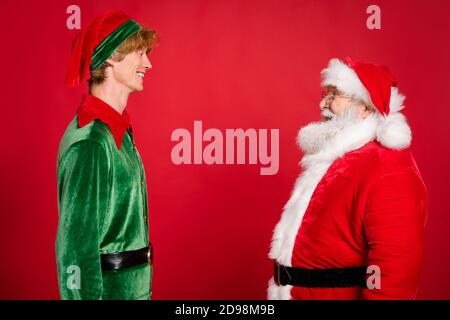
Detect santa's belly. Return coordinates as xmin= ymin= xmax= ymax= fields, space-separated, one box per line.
xmin=290 ymin=163 xmax=368 ymax=270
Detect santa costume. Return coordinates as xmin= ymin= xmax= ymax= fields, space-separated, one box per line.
xmin=56 ymin=10 xmax=153 ymax=299
xmin=268 ymin=57 xmax=428 ymax=300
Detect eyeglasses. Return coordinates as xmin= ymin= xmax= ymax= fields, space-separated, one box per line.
xmin=321 ymin=90 xmax=339 ymax=108
xmin=321 ymin=90 xmax=373 ymax=112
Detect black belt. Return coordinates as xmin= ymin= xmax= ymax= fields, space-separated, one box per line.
xmin=274 ymin=261 xmax=368 ymax=288
xmin=101 ymin=244 xmax=153 ymax=271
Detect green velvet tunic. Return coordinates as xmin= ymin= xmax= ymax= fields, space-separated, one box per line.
xmin=56 ymin=115 xmax=151 ymax=300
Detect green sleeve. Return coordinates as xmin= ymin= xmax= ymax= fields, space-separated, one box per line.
xmin=56 ymin=140 xmax=109 ymax=300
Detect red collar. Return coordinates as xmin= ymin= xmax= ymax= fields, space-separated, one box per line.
xmin=77 ymin=94 xmax=131 ymax=149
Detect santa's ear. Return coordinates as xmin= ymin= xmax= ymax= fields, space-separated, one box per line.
xmin=361 ymin=106 xmax=372 ymax=119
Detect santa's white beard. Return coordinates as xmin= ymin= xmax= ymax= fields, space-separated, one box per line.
xmin=298 ymin=105 xmax=363 ymax=155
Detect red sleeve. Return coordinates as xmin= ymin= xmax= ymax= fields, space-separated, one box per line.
xmin=362 ymin=170 xmax=427 ymax=300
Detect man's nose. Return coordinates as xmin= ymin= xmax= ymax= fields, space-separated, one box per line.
xmin=143 ymin=54 xmax=152 ymax=70
xmin=319 ymin=97 xmax=327 ymax=110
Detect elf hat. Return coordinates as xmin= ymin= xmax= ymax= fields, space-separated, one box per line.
xmin=321 ymin=57 xmax=412 ymax=149
xmin=65 ymin=10 xmax=141 ymax=88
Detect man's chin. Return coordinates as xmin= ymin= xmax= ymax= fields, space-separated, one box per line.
xmin=130 ymin=84 xmax=144 ymax=93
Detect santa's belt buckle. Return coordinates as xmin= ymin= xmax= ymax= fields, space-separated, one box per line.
xmin=274 ymin=261 xmax=292 ymax=286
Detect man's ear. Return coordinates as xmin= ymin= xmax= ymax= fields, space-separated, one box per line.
xmin=105 ymin=58 xmax=115 ymax=66
xmin=360 ymin=105 xmax=374 ymax=119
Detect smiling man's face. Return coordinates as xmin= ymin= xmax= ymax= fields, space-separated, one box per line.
xmin=108 ymin=48 xmax=152 ymax=93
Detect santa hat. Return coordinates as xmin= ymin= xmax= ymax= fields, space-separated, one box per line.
xmin=65 ymin=10 xmax=141 ymax=88
xmin=320 ymin=57 xmax=412 ymax=150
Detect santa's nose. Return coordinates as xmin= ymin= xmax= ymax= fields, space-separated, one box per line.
xmin=319 ymin=98 xmax=327 ymax=110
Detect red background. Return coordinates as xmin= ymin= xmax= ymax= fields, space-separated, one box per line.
xmin=1 ymin=0 xmax=449 ymax=299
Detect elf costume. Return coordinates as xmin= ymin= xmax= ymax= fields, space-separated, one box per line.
xmin=56 ymin=10 xmax=153 ymax=300
xmin=269 ymin=58 xmax=428 ymax=300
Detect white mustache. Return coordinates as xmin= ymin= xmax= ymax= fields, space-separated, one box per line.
xmin=321 ymin=109 xmax=336 ymax=120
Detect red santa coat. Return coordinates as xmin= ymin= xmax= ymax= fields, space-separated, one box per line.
xmin=268 ymin=110 xmax=428 ymax=300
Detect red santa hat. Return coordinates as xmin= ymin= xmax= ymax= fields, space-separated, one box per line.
xmin=320 ymin=57 xmax=412 ymax=149
xmin=65 ymin=10 xmax=141 ymax=88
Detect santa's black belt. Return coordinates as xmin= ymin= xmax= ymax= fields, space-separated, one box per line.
xmin=101 ymin=244 xmax=153 ymax=271
xmin=274 ymin=261 xmax=368 ymax=288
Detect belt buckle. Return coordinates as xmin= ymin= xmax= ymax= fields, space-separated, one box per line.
xmin=274 ymin=260 xmax=291 ymax=286
xmin=147 ymin=244 xmax=153 ymax=265
xmin=274 ymin=261 xmax=281 ymax=285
